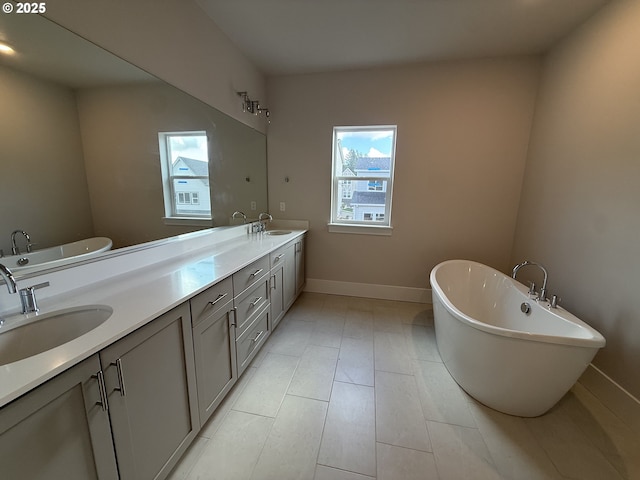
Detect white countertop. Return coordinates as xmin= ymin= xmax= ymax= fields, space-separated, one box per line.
xmin=0 ymin=225 xmax=306 ymax=407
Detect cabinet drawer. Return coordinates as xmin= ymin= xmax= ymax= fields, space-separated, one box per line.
xmin=233 ymin=256 xmax=269 ymax=296
xmin=191 ymin=277 xmax=233 ymax=327
xmin=235 ymin=277 xmax=269 ymax=337
xmin=270 ymin=247 xmax=287 ymax=269
xmin=236 ymin=306 xmax=269 ymax=375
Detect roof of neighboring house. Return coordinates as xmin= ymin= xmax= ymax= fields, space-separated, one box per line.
xmin=351 ymin=191 xmax=386 ymax=205
xmin=354 ymin=156 xmax=390 ymax=171
xmin=175 ymin=156 xmax=209 ymax=176
xmin=341 ymin=167 xmax=355 ymax=176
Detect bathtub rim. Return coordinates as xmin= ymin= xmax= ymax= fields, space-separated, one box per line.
xmin=430 ymin=259 xmax=606 ymax=348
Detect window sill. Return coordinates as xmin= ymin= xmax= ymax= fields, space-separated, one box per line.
xmin=327 ymin=223 xmax=393 ymax=236
xmin=163 ymin=217 xmax=212 ymax=227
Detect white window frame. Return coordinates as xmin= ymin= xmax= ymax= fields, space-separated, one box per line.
xmin=329 ymin=125 xmax=397 ymax=235
xmin=158 ymin=131 xmax=212 ymax=226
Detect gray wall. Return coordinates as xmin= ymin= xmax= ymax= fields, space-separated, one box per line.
xmin=0 ymin=65 xmax=94 ymax=253
xmin=511 ymin=1 xmax=640 ymax=398
xmin=267 ymin=58 xmax=541 ymax=291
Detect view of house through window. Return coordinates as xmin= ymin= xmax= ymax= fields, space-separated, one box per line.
xmin=158 ymin=131 xmax=211 ymax=220
xmin=331 ymin=126 xmax=397 ymax=228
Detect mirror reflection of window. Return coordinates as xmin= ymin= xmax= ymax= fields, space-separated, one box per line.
xmin=159 ymin=131 xmax=211 ymax=219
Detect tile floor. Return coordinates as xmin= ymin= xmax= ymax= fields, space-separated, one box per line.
xmin=168 ymin=293 xmax=639 ymax=480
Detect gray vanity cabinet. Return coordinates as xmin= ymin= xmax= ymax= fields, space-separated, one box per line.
xmin=0 ymin=232 xmax=306 ymax=480
xmin=190 ymin=277 xmax=237 ymax=425
xmin=0 ymin=354 xmax=119 ymax=480
xmin=99 ymin=302 xmax=198 ymax=480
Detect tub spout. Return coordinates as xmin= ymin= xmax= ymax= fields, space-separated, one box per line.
xmin=0 ymin=263 xmax=17 ymax=294
xmin=512 ymin=260 xmax=548 ymax=301
xmin=11 ymin=230 xmax=32 ymax=255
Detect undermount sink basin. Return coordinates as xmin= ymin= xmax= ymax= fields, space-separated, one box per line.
xmin=0 ymin=305 xmax=113 ymax=366
xmin=265 ymin=230 xmax=292 ymax=236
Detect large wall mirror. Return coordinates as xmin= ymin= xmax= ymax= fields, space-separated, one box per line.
xmin=0 ymin=13 xmax=268 ymax=278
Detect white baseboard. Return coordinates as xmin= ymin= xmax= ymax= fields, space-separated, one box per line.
xmin=578 ymin=364 xmax=640 ymax=436
xmin=304 ymin=278 xmax=431 ymax=304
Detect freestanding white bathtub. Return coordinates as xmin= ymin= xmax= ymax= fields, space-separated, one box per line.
xmin=430 ymin=259 xmax=606 ymax=417
xmin=4 ymin=237 xmax=113 ymax=273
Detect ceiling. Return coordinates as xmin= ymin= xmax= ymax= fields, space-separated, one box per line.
xmin=196 ymin=0 xmax=611 ymax=75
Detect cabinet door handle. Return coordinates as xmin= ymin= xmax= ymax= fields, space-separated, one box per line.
xmin=112 ymin=358 xmax=127 ymax=397
xmin=249 ymin=268 xmax=264 ymax=279
xmin=270 ymin=275 xmax=276 ymax=290
xmin=207 ymin=292 xmax=228 ymax=307
xmin=249 ymin=296 xmax=263 ymax=309
xmin=251 ymin=330 xmax=265 ymax=344
xmin=94 ymin=371 xmax=109 ymax=412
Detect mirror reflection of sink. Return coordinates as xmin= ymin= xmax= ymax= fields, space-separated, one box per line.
xmin=0 ymin=305 xmax=113 ymax=366
xmin=265 ymin=230 xmax=292 ymax=236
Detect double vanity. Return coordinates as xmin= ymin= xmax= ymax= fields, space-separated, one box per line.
xmin=0 ymin=222 xmax=306 ymax=479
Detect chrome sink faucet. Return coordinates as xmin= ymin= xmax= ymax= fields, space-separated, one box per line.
xmin=256 ymin=212 xmax=273 ymax=233
xmin=11 ymin=230 xmax=33 ymax=255
xmin=258 ymin=212 xmax=272 ymax=222
xmin=512 ymin=260 xmax=548 ymax=301
xmin=232 ymin=211 xmax=247 ymax=223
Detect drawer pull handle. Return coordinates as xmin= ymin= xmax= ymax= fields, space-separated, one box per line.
xmin=112 ymin=358 xmax=127 ymax=397
xmin=249 ymin=296 xmax=263 ymax=308
xmin=249 ymin=268 xmax=264 ymax=278
xmin=252 ymin=330 xmax=265 ymax=344
xmin=274 ymin=254 xmax=284 ymax=262
xmin=93 ymin=371 xmax=108 ymax=412
xmin=208 ymin=292 xmax=228 ymax=307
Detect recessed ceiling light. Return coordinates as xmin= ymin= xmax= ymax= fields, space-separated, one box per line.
xmin=0 ymin=42 xmax=16 ymax=55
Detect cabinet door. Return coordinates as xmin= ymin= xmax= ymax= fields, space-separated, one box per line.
xmin=284 ymin=242 xmax=297 ymax=310
xmin=192 ymin=300 xmax=237 ymax=424
xmin=100 ymin=303 xmax=198 ymax=480
xmin=270 ymin=264 xmax=285 ymax=330
xmin=295 ymin=237 xmax=306 ymax=294
xmin=0 ymin=355 xmax=118 ymax=480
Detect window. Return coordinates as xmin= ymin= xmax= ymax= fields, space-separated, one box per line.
xmin=330 ymin=126 xmax=396 ymax=234
xmin=341 ymin=180 xmax=353 ymax=199
xmin=363 ymin=212 xmax=385 ymax=221
xmin=158 ymin=131 xmax=211 ymax=224
xmin=367 ymin=181 xmax=383 ymax=191
xmin=177 ymin=192 xmax=200 ymax=205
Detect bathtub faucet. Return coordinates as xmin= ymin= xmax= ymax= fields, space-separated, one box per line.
xmin=11 ymin=230 xmax=33 ymax=255
xmin=512 ymin=260 xmax=548 ymax=301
